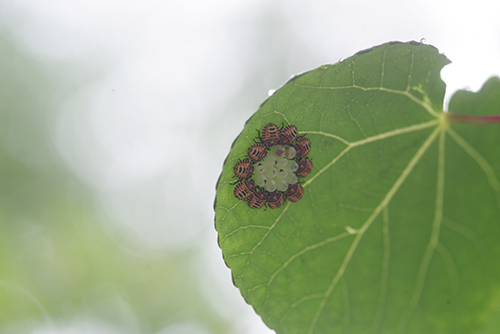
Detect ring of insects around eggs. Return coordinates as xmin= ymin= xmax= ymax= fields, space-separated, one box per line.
xmin=231 ymin=122 xmax=312 ymax=209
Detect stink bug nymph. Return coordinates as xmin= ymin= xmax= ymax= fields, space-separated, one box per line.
xmin=247 ymin=142 xmax=268 ymax=162
xmin=286 ymin=184 xmax=304 ymax=202
xmin=294 ymin=137 xmax=311 ymax=159
xmin=233 ymin=179 xmax=255 ymax=201
xmin=233 ymin=158 xmax=254 ymax=180
xmin=267 ymin=191 xmax=286 ymax=209
xmin=296 ymin=158 xmax=313 ymax=178
xmin=260 ymin=123 xmax=280 ymax=148
xmin=247 ymin=188 xmax=268 ymax=209
xmin=278 ymin=124 xmax=298 ymax=146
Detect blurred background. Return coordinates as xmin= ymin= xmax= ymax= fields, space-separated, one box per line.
xmin=0 ymin=0 xmax=498 ymax=333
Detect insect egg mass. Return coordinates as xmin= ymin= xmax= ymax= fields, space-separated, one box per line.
xmin=255 ymin=145 xmax=299 ymax=192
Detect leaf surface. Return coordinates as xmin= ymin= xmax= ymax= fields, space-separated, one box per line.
xmin=214 ymin=41 xmax=500 ymax=334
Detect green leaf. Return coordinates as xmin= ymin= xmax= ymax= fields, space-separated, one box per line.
xmin=448 ymin=76 xmax=500 ymax=117
xmin=214 ymin=41 xmax=500 ymax=334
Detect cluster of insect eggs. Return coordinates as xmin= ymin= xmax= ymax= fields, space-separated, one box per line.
xmin=232 ymin=123 xmax=312 ymax=209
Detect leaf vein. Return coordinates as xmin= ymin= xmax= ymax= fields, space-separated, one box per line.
xmin=303 ymin=120 xmax=439 ymax=188
xmin=308 ymin=126 xmax=441 ymax=334
xmin=397 ymin=128 xmax=446 ymax=333
xmin=220 ymin=225 xmax=271 ymax=243
xmin=292 ymin=82 xmax=438 ymax=117
xmin=372 ymin=206 xmax=391 ymax=333
xmin=436 ymin=242 xmax=460 ymax=302
xmin=247 ymin=232 xmax=353 ymax=293
xmin=237 ymin=203 xmax=291 ymax=282
xmin=446 ymin=128 xmax=500 ymax=211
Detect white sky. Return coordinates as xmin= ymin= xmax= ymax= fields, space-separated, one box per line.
xmin=0 ymin=0 xmax=498 ymax=333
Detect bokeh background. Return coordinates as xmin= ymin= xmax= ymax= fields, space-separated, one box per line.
xmin=0 ymin=0 xmax=499 ymax=333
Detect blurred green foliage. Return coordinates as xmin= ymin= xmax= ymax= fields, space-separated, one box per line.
xmin=0 ymin=30 xmax=229 ymax=334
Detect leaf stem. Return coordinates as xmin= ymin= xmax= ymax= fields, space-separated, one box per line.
xmin=446 ymin=113 xmax=500 ymax=125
